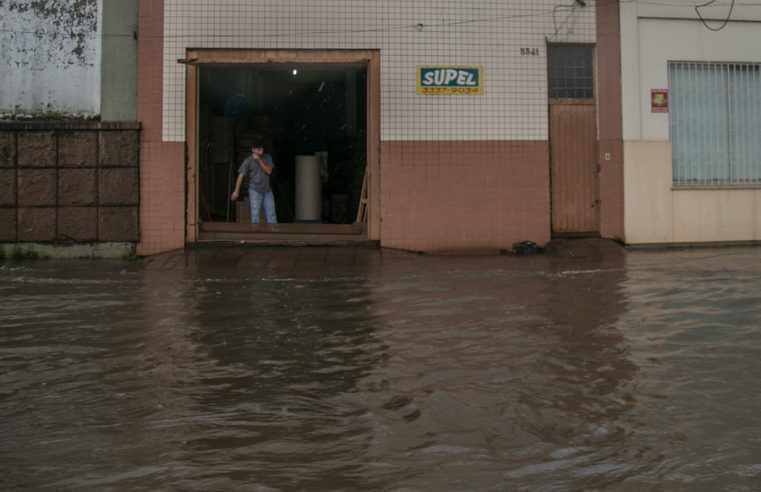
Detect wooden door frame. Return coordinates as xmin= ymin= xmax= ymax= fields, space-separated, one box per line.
xmin=546 ymin=42 xmax=600 ymax=236
xmin=183 ymin=49 xmax=381 ymax=243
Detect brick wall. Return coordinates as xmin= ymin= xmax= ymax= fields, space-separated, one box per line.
xmin=0 ymin=122 xmax=140 ymax=244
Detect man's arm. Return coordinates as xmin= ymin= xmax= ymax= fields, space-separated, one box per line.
xmin=230 ymin=173 xmax=245 ymax=201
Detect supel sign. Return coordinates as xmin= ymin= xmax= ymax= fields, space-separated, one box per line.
xmin=417 ymin=66 xmax=483 ymax=95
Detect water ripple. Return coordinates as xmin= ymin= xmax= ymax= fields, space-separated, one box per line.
xmin=1 ymin=247 xmax=761 ymax=490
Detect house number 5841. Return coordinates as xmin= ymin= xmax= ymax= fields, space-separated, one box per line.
xmin=520 ymin=48 xmax=540 ymax=56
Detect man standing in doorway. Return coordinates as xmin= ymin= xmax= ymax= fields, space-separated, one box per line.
xmin=231 ymin=141 xmax=277 ymax=224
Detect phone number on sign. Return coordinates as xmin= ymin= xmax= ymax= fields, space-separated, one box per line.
xmin=419 ymin=87 xmax=482 ymax=94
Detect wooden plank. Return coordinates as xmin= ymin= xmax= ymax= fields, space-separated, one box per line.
xmin=548 ymin=98 xmax=595 ymax=106
xmin=186 ymin=49 xmax=378 ymax=65
xmin=198 ymin=232 xmax=371 ymax=243
xmin=367 ymin=51 xmax=381 ymax=240
xmin=200 ymin=222 xmax=365 ymax=235
xmin=355 ymin=168 xmax=367 ymax=223
xmin=185 ymin=62 xmax=198 ymax=243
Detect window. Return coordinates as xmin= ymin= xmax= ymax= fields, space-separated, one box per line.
xmin=547 ymin=44 xmax=594 ymax=99
xmin=669 ymin=62 xmax=761 ymax=186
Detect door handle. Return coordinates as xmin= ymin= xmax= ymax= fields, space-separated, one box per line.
xmin=594 ymin=163 xmax=601 ymax=176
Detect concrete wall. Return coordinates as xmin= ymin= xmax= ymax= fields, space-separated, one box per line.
xmin=624 ymin=140 xmax=761 ymax=243
xmin=0 ymin=0 xmax=137 ymax=121
xmin=621 ymin=2 xmax=761 ymax=244
xmin=0 ymin=0 xmax=102 ymax=117
xmin=0 ymin=122 xmax=140 ymax=244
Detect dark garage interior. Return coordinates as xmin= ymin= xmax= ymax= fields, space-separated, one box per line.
xmin=198 ymin=62 xmax=367 ymax=225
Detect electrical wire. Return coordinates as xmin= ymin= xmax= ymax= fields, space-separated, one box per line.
xmin=552 ymin=1 xmax=582 ymax=40
xmin=0 ymin=1 xmax=611 ymax=39
xmin=694 ymin=0 xmax=736 ymax=31
xmin=0 ymin=0 xmax=755 ymax=39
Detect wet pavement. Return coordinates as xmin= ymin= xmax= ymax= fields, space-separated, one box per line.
xmin=1 ymin=243 xmax=761 ymax=491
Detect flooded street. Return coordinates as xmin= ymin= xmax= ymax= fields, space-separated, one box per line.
xmin=2 ymin=244 xmax=761 ymax=491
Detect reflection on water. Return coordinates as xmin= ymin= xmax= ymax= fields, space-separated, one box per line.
xmin=1 ymin=246 xmax=760 ymax=490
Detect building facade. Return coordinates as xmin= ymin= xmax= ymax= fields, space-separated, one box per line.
xmin=136 ymin=0 xmax=624 ymax=255
xmin=621 ymin=0 xmax=761 ymax=244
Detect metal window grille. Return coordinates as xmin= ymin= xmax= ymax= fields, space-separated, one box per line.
xmin=547 ymin=44 xmax=594 ymax=99
xmin=669 ymin=62 xmax=761 ymax=186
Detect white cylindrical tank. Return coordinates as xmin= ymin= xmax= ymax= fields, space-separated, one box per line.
xmin=294 ymin=155 xmax=322 ymax=222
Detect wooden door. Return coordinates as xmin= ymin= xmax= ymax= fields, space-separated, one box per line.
xmin=549 ymin=101 xmax=599 ymax=235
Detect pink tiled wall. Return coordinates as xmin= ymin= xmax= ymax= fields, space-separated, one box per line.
xmin=380 ymin=140 xmax=550 ymax=252
xmin=596 ymin=0 xmax=624 ymax=239
xmin=137 ymin=0 xmax=185 ymax=255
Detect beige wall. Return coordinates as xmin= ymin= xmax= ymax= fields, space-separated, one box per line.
xmin=621 ymin=4 xmax=761 ymax=245
xmin=625 ymin=141 xmax=761 ymax=244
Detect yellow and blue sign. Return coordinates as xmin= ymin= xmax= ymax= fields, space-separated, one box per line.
xmin=416 ymin=66 xmax=483 ymax=95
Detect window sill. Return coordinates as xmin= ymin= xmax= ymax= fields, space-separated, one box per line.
xmin=672 ymin=184 xmax=761 ymax=191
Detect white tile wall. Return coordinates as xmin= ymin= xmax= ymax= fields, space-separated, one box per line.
xmin=162 ymin=0 xmax=595 ymax=141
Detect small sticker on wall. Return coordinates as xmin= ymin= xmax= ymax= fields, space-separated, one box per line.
xmin=651 ymin=89 xmax=668 ymax=113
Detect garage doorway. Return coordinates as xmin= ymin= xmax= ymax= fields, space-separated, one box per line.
xmin=184 ymin=50 xmax=380 ymax=243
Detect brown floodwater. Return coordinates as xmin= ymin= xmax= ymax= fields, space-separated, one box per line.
xmin=1 ymin=245 xmax=760 ymax=491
